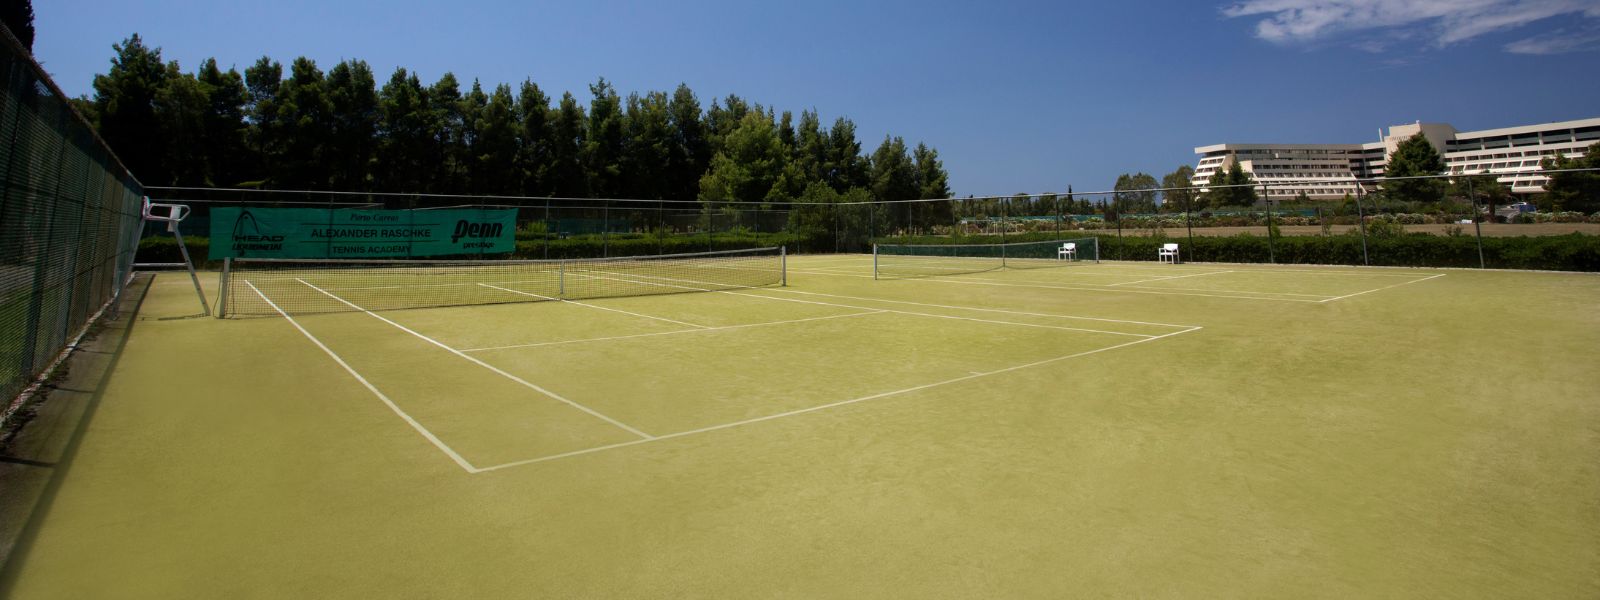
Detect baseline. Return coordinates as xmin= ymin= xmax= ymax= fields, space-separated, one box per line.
xmin=1319 ymin=273 xmax=1446 ymax=303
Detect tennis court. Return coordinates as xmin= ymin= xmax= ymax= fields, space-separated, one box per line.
xmin=4 ymin=251 xmax=1599 ymax=597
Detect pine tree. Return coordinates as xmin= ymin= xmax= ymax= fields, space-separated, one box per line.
xmin=516 ymin=80 xmax=552 ymax=195
xmin=195 ymin=59 xmax=250 ymax=186
xmin=243 ymin=56 xmax=283 ymax=185
xmin=666 ymin=84 xmax=708 ymax=201
xmin=325 ymin=60 xmax=378 ymax=191
xmin=1384 ymin=132 xmax=1446 ymax=203
xmin=1 ymin=0 xmax=34 ymax=51
xmin=622 ymin=90 xmax=673 ymax=200
xmin=1542 ymin=142 xmax=1600 ymax=212
xmin=93 ymin=35 xmax=171 ymax=184
xmin=545 ymin=92 xmax=589 ymax=198
xmin=472 ymin=84 xmax=521 ymax=195
xmin=583 ymin=78 xmax=625 ymax=198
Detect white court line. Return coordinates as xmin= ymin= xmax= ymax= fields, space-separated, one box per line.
xmin=1106 ymin=270 xmax=1234 ymax=286
xmin=293 ymin=278 xmax=655 ymax=440
xmin=1318 ymin=273 xmax=1446 ymax=303
xmin=573 ymin=268 xmax=1198 ymax=328
xmin=569 ymin=271 xmax=1158 ymax=338
xmin=474 ymin=325 xmax=1203 ymax=471
xmin=244 ymin=280 xmax=479 ymax=473
xmin=788 ymin=266 xmax=1328 ymax=303
xmin=477 ymin=283 xmax=710 ymax=329
xmin=1084 ymin=283 xmax=1332 ymax=298
xmin=759 ymin=288 xmax=1198 ymax=329
xmin=462 ymin=310 xmax=888 ymax=352
xmin=1096 ymin=263 xmax=1438 ymax=277
xmin=939 ymin=275 xmax=1328 ymax=303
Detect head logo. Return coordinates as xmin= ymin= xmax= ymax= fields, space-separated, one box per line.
xmin=230 ymin=209 xmax=285 ymax=256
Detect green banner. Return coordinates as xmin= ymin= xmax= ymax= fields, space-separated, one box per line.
xmin=209 ymin=207 xmax=516 ymax=259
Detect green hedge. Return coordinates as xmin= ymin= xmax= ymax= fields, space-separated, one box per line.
xmin=873 ymin=232 xmax=1600 ymax=272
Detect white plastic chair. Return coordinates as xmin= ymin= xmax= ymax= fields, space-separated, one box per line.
xmin=1058 ymin=242 xmax=1076 ymax=260
xmin=1158 ymin=243 xmax=1179 ymax=264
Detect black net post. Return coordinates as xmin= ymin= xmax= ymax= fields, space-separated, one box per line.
xmin=1465 ymin=175 xmax=1485 ymax=269
xmin=1354 ymin=179 xmax=1370 ymax=266
xmin=1263 ymin=183 xmax=1275 ymax=264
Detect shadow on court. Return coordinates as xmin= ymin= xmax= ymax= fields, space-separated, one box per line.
xmin=0 ymin=274 xmax=151 ymax=594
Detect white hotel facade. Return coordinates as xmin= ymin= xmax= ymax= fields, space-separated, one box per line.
xmin=1191 ymin=117 xmax=1600 ymax=200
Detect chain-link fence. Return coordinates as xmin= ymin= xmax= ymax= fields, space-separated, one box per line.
xmin=143 ymin=168 xmax=1600 ymax=272
xmin=0 ymin=25 xmax=145 ymax=420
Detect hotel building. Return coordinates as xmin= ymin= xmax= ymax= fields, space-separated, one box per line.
xmin=1191 ymin=117 xmax=1600 ymax=200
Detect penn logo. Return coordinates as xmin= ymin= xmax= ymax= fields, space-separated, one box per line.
xmin=451 ymin=220 xmax=504 ymax=244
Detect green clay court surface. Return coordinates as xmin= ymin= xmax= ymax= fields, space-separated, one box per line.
xmin=3 ymin=255 xmax=1598 ymax=597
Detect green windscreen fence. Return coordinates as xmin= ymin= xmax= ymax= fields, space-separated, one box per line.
xmin=0 ymin=25 xmax=145 ymax=418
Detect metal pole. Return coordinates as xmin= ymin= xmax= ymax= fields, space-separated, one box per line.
xmin=216 ymin=257 xmax=232 ymax=318
xmin=1184 ymin=191 xmax=1194 ymax=261
xmin=543 ymin=199 xmax=550 ymax=260
xmin=1263 ymin=183 xmax=1275 ymax=264
xmin=1000 ymin=197 xmax=1007 ymax=268
xmin=1354 ymin=179 xmax=1370 ymax=266
xmin=780 ymin=246 xmax=787 ymax=286
xmin=1466 ymin=175 xmax=1486 ymax=269
xmin=872 ymin=244 xmax=879 ymax=280
xmin=602 ymin=199 xmax=610 ymax=258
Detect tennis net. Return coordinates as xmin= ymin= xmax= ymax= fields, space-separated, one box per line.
xmin=873 ymin=238 xmax=1098 ymax=279
xmin=220 ymin=247 xmax=785 ymax=317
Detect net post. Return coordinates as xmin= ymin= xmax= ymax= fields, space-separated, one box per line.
xmin=216 ymin=258 xmax=232 ymax=318
xmin=1093 ymin=236 xmax=1100 ymax=264
xmin=558 ymin=260 xmax=565 ymax=297
xmin=872 ymin=244 xmax=879 ymax=280
xmin=780 ymin=246 xmax=787 ymax=286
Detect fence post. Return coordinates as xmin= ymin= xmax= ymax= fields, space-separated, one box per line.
xmin=1263 ymin=183 xmax=1275 ymax=264
xmin=1354 ymin=180 xmax=1370 ymax=266
xmin=1466 ymin=175 xmax=1486 ymax=269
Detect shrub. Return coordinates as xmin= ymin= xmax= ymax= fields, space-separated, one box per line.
xmin=873 ymin=231 xmax=1600 ymax=271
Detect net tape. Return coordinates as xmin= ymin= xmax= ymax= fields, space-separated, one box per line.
xmin=222 ymin=247 xmax=784 ymax=316
xmin=874 ymin=238 xmax=1098 ymax=278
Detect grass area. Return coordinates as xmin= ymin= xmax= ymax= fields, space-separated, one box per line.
xmin=2 ymin=256 xmax=1597 ymax=597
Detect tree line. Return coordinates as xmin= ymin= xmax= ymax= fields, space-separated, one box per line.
xmin=76 ymin=34 xmax=952 ymax=211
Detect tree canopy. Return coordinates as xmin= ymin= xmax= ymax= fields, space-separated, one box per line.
xmin=1383 ymin=132 xmax=1446 ymax=203
xmin=1203 ymin=161 xmax=1257 ymax=208
xmin=1542 ymin=142 xmax=1600 ymax=213
xmin=82 ymin=34 xmax=949 ymax=208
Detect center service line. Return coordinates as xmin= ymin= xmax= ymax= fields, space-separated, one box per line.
xmin=474 ymin=325 xmax=1204 ymax=472
xmin=294 ymin=278 xmax=656 ymax=440
xmin=245 ymin=281 xmax=479 ymax=473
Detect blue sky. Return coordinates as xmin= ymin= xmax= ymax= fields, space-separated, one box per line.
xmin=32 ymin=0 xmax=1600 ymax=196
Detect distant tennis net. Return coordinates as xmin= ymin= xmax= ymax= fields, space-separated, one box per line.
xmin=873 ymin=238 xmax=1098 ymax=279
xmin=220 ymin=247 xmax=785 ymax=317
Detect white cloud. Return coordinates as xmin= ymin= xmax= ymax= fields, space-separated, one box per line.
xmin=1220 ymin=0 xmax=1600 ymax=51
xmin=1505 ymin=27 xmax=1600 ymax=52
